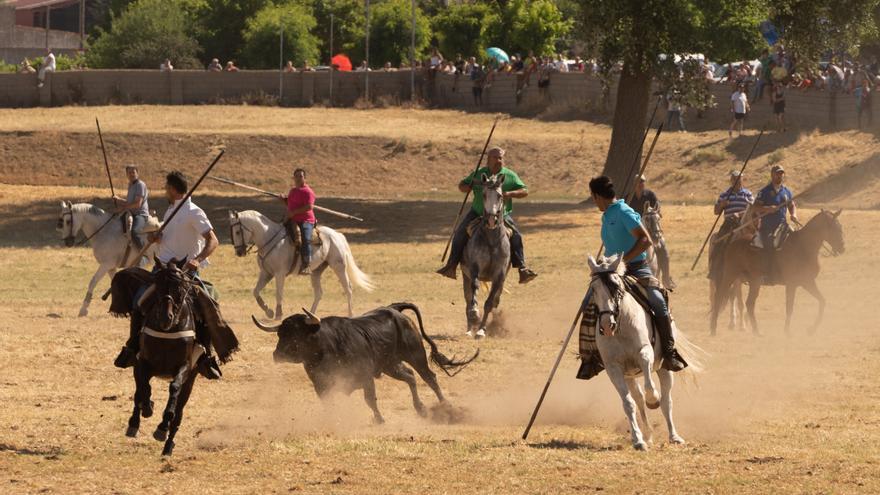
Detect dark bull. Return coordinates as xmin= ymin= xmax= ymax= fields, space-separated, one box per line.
xmin=252 ymin=302 xmax=478 ymax=424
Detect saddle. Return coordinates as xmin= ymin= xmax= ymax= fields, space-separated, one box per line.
xmin=123 ymin=211 xmax=161 ymax=245
xmin=465 ymin=217 xmax=514 ymax=238
xmin=284 ymin=222 xmax=323 ymax=248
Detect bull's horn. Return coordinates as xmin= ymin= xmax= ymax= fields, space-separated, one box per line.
xmin=302 ymin=308 xmax=321 ymax=325
xmin=251 ymin=315 xmax=280 ymax=333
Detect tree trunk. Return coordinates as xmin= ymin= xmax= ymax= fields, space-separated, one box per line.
xmin=601 ymin=64 xmax=653 ymax=200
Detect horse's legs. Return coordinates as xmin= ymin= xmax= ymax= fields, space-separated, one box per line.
xmin=253 ymin=269 xmax=275 ymax=319
xmin=463 ymin=271 xmax=480 ymax=334
xmin=154 ymin=364 xmax=190 ymax=443
xmin=79 ymin=263 xmax=111 ymax=317
xmin=784 ymin=284 xmax=797 ymax=335
xmin=479 ymin=277 xmax=504 ymax=337
xmin=745 ymin=279 xmax=762 ymax=335
xmin=606 ymin=366 xmax=647 ymax=450
xmin=625 ymin=377 xmax=653 ymax=445
xmin=639 ymin=346 xmax=660 ymax=409
xmin=127 ymin=361 xmax=151 ymax=437
xmin=657 ymin=369 xmax=685 ymax=444
xmin=802 ymin=279 xmax=825 ymax=334
xmin=331 ymin=261 xmax=354 ymax=317
xmin=384 ymin=363 xmax=426 ymax=417
xmin=735 ymin=282 xmax=746 ymax=331
xmin=309 ymin=262 xmax=328 ymax=315
xmin=710 ymin=274 xmax=735 ymax=336
xmin=273 ymin=272 xmax=286 ymax=320
xmin=361 ymin=378 xmax=385 ymax=425
xmin=162 ymin=372 xmax=196 ymax=456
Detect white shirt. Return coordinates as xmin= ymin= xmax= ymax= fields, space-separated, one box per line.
xmin=556 ymin=60 xmax=569 ymax=73
xmin=731 ymin=91 xmax=748 ymax=113
xmin=45 ymin=53 xmax=56 ymax=71
xmin=158 ymin=199 xmax=213 ymax=265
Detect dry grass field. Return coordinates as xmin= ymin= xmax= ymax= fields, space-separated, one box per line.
xmin=1 ymin=107 xmax=879 ymax=494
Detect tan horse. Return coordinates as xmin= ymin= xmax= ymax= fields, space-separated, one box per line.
xmin=710 ymin=210 xmax=844 ymax=335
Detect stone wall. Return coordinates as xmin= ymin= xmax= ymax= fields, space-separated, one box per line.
xmin=0 ymin=68 xmax=875 ymax=131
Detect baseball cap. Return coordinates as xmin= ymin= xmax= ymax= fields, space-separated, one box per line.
xmin=771 ymin=164 xmax=785 ymax=174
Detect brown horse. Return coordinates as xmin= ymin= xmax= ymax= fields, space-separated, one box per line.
xmin=710 ymin=209 xmax=844 ymax=335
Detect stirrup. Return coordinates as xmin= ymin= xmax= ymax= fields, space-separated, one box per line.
xmin=197 ymin=355 xmax=222 ymax=380
xmin=662 ymin=349 xmax=688 ymax=372
xmin=114 ymin=346 xmax=137 ymax=369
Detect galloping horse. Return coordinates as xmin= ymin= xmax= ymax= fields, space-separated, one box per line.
xmin=587 ymin=255 xmax=703 ymax=450
xmin=710 ymin=209 xmax=845 ymax=335
xmin=460 ymin=174 xmax=510 ymax=339
xmin=228 ymin=210 xmax=374 ymax=319
xmin=56 ymin=201 xmax=157 ymax=317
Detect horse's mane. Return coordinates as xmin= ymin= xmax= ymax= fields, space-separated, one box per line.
xmin=238 ymin=209 xmax=271 ymax=224
xmin=72 ymin=203 xmax=106 ymax=216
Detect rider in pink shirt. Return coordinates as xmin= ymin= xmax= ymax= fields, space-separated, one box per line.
xmin=281 ymin=168 xmax=316 ymax=275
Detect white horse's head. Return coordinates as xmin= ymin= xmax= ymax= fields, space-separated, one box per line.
xmin=57 ymin=201 xmax=79 ymax=247
xmin=480 ymin=173 xmax=505 ymax=230
xmin=228 ymin=210 xmax=252 ymax=257
xmin=587 ymin=254 xmax=626 ymax=336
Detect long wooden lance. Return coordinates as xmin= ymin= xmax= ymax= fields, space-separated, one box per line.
xmin=440 ymin=114 xmax=501 ymax=262
xmin=690 ymin=127 xmax=765 ymax=271
xmin=101 ymin=150 xmax=226 ymax=300
xmin=96 ymin=117 xmax=118 ymax=209
xmin=595 ymin=122 xmax=664 ymax=258
xmin=206 ymin=175 xmax=364 ymax=222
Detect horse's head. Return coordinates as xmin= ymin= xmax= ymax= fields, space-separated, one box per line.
xmin=479 ymin=173 xmax=505 ymax=230
xmin=150 ymin=257 xmax=193 ymax=332
xmin=587 ymin=254 xmax=626 ymax=336
xmin=56 ymin=201 xmax=77 ymax=247
xmin=642 ymin=206 xmax=661 ymax=237
xmin=821 ymin=209 xmax=845 ymax=255
xmin=228 ymin=210 xmax=250 ymax=257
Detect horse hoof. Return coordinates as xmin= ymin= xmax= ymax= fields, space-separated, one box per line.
xmin=372 ymin=416 xmax=386 ymax=426
xmin=465 ymin=330 xmax=474 ymax=338
xmin=264 ymin=308 xmax=274 ymax=319
xmin=141 ymin=400 xmax=154 ymax=418
xmin=125 ymin=426 xmax=138 ymax=438
xmin=78 ymin=309 xmax=88 ymax=318
xmin=646 ymin=400 xmax=660 ymax=410
xmin=153 ymin=427 xmax=168 ymax=442
xmin=162 ymin=442 xmax=175 ymax=456
xmin=670 ymin=435 xmax=686 ymax=445
xmin=475 ymin=329 xmax=486 ymax=340
xmin=633 ymin=442 xmax=648 ymax=451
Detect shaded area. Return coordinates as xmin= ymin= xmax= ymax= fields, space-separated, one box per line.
xmin=0 ymin=194 xmax=587 ymax=248
xmin=799 ymin=153 xmax=880 ymax=209
xmin=527 ymin=439 xmax=622 ymax=452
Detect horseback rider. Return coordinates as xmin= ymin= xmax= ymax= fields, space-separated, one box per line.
xmin=436 ymin=146 xmax=538 ymax=284
xmin=629 ymin=175 xmax=676 ymax=289
xmin=587 ymin=176 xmax=687 ymax=371
xmin=114 ymin=171 xmax=223 ymax=379
xmin=280 ymin=168 xmax=316 ymax=276
xmin=709 ymin=170 xmax=754 ymax=279
xmin=112 ymin=164 xmax=150 ymax=251
xmin=755 ymin=164 xmax=798 ymax=283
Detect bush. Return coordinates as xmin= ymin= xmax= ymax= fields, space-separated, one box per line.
xmin=241 ymin=2 xmax=320 ymax=68
xmin=312 ymin=0 xmax=366 ymax=64
xmin=485 ymin=0 xmax=571 ymax=57
xmin=359 ymin=0 xmax=431 ymax=67
xmin=432 ymin=3 xmax=498 ymax=61
xmin=86 ymin=0 xmax=201 ymax=69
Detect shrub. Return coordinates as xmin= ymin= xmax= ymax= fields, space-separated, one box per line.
xmin=241 ymin=2 xmax=320 ymax=68
xmin=432 ymin=3 xmax=498 ymax=61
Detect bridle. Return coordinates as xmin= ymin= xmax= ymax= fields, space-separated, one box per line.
xmin=58 ymin=208 xmax=76 ymax=246
xmin=481 ymin=181 xmax=504 ymax=231
xmin=591 ymin=271 xmax=624 ymax=332
xmin=148 ymin=270 xmax=195 ymax=332
xmin=230 ymin=211 xmax=286 ymax=259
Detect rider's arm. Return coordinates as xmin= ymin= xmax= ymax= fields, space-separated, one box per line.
xmin=622 ymin=225 xmax=653 ymax=263
xmin=503 ymin=188 xmax=528 ymax=199
xmin=187 ymin=229 xmax=219 ymax=271
xmin=459 ymin=181 xmax=472 ymax=193
xmin=112 ymin=195 xmax=143 ymax=212
xmin=789 ymin=198 xmax=799 ymax=223
xmin=714 ymin=195 xmax=726 ymax=215
xmin=288 ymin=203 xmax=313 ymax=217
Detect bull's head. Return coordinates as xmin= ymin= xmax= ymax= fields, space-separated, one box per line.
xmin=252 ymin=308 xmax=322 ymax=364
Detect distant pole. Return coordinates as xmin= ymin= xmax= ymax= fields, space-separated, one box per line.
xmin=79 ymin=0 xmax=85 ymax=50
xmin=45 ymin=6 xmax=51 ymax=50
xmin=329 ymin=13 xmax=334 ymax=106
xmin=279 ymin=25 xmax=284 ymax=102
xmin=410 ymin=0 xmax=415 ymax=101
xmin=365 ymin=0 xmax=370 ymax=101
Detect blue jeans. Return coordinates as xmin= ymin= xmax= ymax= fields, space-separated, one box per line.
xmin=447 ymin=210 xmax=525 ymax=269
xmin=666 ymin=110 xmax=685 ymax=131
xmin=130 ymin=214 xmax=147 ymax=250
xmin=297 ymin=222 xmax=314 ymax=262
xmin=625 ymin=260 xmax=669 ymax=320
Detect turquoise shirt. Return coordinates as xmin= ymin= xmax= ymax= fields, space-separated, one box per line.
xmin=601 ymin=199 xmax=646 ymax=262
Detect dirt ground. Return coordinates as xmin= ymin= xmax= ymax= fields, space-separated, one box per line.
xmin=1 ymin=108 xmax=879 ymax=494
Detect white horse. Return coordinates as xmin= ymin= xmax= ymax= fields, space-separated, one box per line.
xmin=228 ymin=210 xmax=374 ymax=319
xmin=587 ymin=254 xmax=704 ymax=450
xmin=56 ymin=201 xmax=157 ymax=317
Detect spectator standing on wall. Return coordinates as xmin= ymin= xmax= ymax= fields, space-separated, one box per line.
xmin=225 ymin=61 xmax=240 ymax=72
xmin=429 ymin=49 xmax=443 ymax=71
xmin=207 ymin=58 xmax=222 ymax=72
xmin=729 ymin=82 xmax=750 ymax=138
xmin=37 ymin=49 xmax=55 ymax=88
xmin=855 ymin=79 xmax=873 ymax=129
xmin=19 ymin=58 xmax=36 ymax=74
xmin=770 ymin=80 xmax=786 ymax=132
xmin=160 ymin=59 xmax=174 ymax=72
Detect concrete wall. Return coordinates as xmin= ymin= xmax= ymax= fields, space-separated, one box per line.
xmin=0 ymin=68 xmax=875 ymax=131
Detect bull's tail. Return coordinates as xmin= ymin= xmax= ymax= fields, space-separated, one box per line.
xmin=388 ymin=302 xmax=479 ymax=377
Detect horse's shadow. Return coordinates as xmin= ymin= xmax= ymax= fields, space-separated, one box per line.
xmin=527 ymin=439 xmax=623 ymax=452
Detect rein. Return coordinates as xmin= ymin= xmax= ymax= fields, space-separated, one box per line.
xmin=231 ymin=214 xmax=286 ymax=260
xmin=76 ymin=212 xmax=118 ymax=246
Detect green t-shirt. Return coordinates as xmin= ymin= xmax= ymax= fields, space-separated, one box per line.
xmin=461 ymin=166 xmax=527 ymax=216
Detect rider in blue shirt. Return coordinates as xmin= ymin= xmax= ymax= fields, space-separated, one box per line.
xmin=588 ymin=176 xmax=687 ymax=372
xmin=755 ymin=164 xmax=799 ymax=283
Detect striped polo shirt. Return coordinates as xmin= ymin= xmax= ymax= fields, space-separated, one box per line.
xmin=716 ymin=188 xmax=754 ymax=218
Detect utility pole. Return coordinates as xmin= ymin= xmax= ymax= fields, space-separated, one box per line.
xmin=329 ymin=13 xmax=334 ymax=105
xmin=410 ymin=0 xmax=415 ymax=101
xmin=365 ymin=0 xmax=370 ymax=101
xmin=279 ymin=25 xmax=284 ymax=102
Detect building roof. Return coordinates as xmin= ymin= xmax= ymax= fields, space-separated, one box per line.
xmin=6 ymin=0 xmax=80 ymax=10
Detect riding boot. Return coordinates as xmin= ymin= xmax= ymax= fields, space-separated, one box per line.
xmin=195 ymin=322 xmax=222 ymax=380
xmin=655 ymin=315 xmax=687 ymax=372
xmin=436 ymin=222 xmax=470 ymax=280
xmin=298 ymin=256 xmax=312 ymax=276
xmin=114 ymin=312 xmax=143 ymax=368
xmin=518 ymin=267 xmax=538 ymax=284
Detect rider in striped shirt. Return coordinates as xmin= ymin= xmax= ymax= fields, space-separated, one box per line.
xmin=714 ymin=170 xmax=754 ymax=237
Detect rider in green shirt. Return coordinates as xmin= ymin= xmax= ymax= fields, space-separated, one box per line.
xmin=436 ymin=146 xmax=538 ymax=284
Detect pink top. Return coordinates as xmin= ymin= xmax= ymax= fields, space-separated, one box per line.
xmin=287 ymin=185 xmax=316 ymax=223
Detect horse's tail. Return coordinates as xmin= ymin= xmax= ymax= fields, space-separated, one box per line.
xmin=673 ymin=323 xmax=708 ymax=382
xmin=328 ymin=228 xmax=375 ymax=292
xmin=388 ymin=302 xmax=479 ymax=377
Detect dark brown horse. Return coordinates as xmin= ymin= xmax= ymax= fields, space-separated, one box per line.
xmin=124 ymin=259 xmax=204 ymax=456
xmin=710 ymin=210 xmax=844 ymax=335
